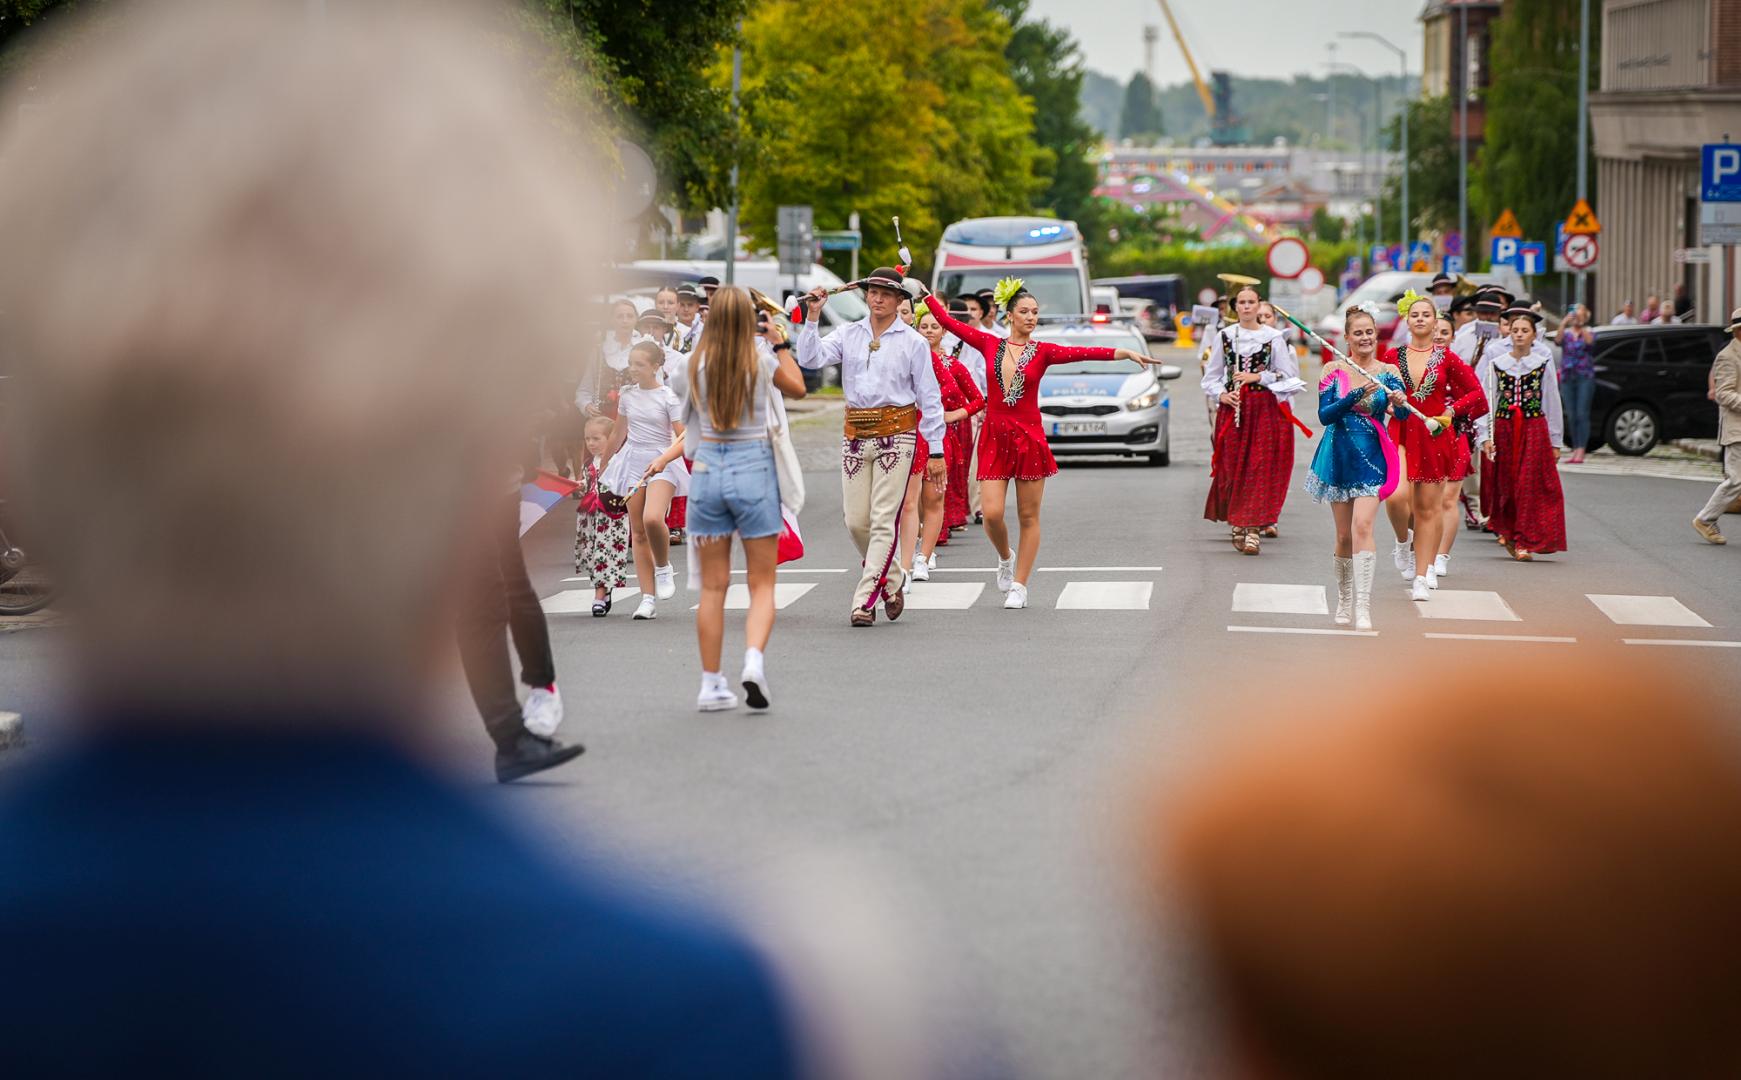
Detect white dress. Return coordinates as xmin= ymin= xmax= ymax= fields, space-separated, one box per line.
xmin=600 ymin=384 xmax=689 ymax=497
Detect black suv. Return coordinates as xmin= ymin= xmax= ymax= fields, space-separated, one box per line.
xmin=1584 ymin=324 xmax=1727 ymax=455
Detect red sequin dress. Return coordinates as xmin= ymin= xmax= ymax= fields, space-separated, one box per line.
xmin=930 ymin=350 xmax=985 ymax=529
xmin=924 ymin=297 xmax=1120 ymax=481
xmin=1384 ymin=345 xmax=1488 ymax=483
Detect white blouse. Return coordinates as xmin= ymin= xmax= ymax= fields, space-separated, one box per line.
xmin=1200 ymin=324 xmax=1303 ymax=402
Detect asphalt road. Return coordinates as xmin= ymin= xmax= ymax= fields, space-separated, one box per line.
xmin=4 ymin=345 xmax=1740 ymax=1077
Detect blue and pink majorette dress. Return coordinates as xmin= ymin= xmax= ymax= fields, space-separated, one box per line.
xmin=1306 ymin=360 xmax=1405 ymax=502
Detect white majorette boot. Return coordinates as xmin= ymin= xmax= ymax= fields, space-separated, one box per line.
xmin=1002 ymin=582 xmax=1029 ymax=609
xmin=996 ymin=552 xmax=1016 ymax=593
xmin=1333 ymin=555 xmax=1353 ymax=626
xmin=1353 ymin=551 xmax=1376 ymax=631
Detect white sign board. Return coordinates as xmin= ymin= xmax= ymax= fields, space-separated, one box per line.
xmin=1673 ymin=247 xmax=1714 ymax=265
xmin=1701 ymin=202 xmax=1741 ymax=247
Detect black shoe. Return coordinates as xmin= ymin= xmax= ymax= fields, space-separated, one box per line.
xmin=592 ymin=595 xmax=611 ymax=617
xmin=973 ymin=512 xmax=984 ymax=524
xmin=495 ymin=733 xmax=585 ymax=783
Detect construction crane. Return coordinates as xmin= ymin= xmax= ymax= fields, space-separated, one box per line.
xmin=1155 ymin=0 xmax=1247 ymax=145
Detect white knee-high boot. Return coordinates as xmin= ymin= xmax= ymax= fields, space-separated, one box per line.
xmin=1354 ymin=551 xmax=1376 ymax=631
xmin=1333 ymin=555 xmax=1353 ymax=626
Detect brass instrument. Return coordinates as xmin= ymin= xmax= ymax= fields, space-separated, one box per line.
xmin=1216 ymin=272 xmax=1261 ymax=288
xmin=1455 ymin=273 xmax=1482 ymax=298
xmin=746 ymin=286 xmax=784 ymax=319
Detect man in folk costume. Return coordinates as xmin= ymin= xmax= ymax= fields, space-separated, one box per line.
xmin=1451 ymin=285 xmax=1512 ymax=527
xmin=798 ymin=267 xmax=947 ymax=626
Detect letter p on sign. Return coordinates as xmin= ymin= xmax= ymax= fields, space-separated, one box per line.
xmin=1715 ymin=148 xmax=1741 ymax=184
xmin=1703 ymin=144 xmax=1741 ymax=202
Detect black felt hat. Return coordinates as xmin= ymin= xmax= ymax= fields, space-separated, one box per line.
xmin=861 ymin=266 xmax=906 ymax=295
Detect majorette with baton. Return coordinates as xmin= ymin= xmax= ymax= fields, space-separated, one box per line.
xmin=1202 ymin=281 xmax=1307 ymax=555
xmin=796 ymin=248 xmax=946 ymax=627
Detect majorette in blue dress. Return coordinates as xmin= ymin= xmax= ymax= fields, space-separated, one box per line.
xmin=1305 ymin=359 xmax=1404 ymax=502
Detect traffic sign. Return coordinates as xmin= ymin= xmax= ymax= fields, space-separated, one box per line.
xmin=1490 ymin=208 xmax=1524 ymax=238
xmin=1297 ymin=265 xmax=1326 ymax=293
xmin=776 ymin=205 xmax=815 ymax=275
xmin=1553 ymin=222 xmax=1569 ymax=273
xmin=1444 ymin=231 xmax=1463 ymax=257
xmin=1564 ymin=233 xmax=1599 ymax=271
xmin=1442 ymin=254 xmax=1465 ymax=275
xmin=1408 ymin=240 xmax=1432 ymax=272
xmin=1564 ymin=198 xmax=1600 ymax=235
xmin=1702 ymin=144 xmax=1741 ymax=202
xmin=1198 ymin=287 xmax=1218 ymax=306
xmin=816 ymin=229 xmax=861 ymax=252
xmin=1701 ymin=202 xmax=1741 ymax=246
xmin=1266 ymin=236 xmax=1310 ymax=279
xmin=1490 ymin=236 xmax=1520 ymax=269
xmin=1517 ymin=240 xmax=1547 ymax=276
xmin=1370 ymin=244 xmax=1391 ymax=272
xmin=1673 ymin=247 xmax=1713 ymax=265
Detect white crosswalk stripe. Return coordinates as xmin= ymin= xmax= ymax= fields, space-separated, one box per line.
xmin=1411 ymin=589 xmax=1521 ymax=622
xmin=543 ymin=587 xmax=638 ymax=613
xmin=901 ymin=582 xmax=985 ymax=610
xmin=1233 ymin=582 xmax=1328 ymax=615
xmin=694 ymin=582 xmax=817 ymax=611
xmin=1586 ymin=594 xmax=1711 ymax=628
xmin=1056 ymin=581 xmax=1153 ymax=610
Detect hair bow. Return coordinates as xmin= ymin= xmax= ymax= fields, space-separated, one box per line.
xmin=1396 ymin=289 xmax=1426 ymax=317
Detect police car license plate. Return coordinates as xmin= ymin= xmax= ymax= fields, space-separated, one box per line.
xmin=1052 ymin=421 xmax=1105 ymax=436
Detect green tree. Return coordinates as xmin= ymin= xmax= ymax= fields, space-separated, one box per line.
xmin=1310 ymin=205 xmax=1346 ymax=244
xmin=992 ymin=0 xmax=1100 ymax=221
xmin=1381 ymin=95 xmax=1461 ymax=236
xmin=1474 ymin=0 xmax=1600 ymax=240
xmin=725 ymin=0 xmax=1042 ymax=275
xmin=1119 ymin=73 xmax=1162 ymax=142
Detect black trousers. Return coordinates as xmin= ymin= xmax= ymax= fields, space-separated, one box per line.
xmin=458 ymin=494 xmax=557 ymax=750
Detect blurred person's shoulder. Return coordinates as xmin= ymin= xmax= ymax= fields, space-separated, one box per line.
xmin=0 ymin=730 xmax=797 ymax=1078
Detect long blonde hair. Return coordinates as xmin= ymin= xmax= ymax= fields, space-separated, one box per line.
xmin=689 ymin=285 xmax=759 ymax=433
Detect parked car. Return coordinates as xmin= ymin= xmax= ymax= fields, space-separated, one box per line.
xmin=1585 ymin=323 xmax=1728 ymax=455
xmin=1033 ymin=322 xmax=1182 ymax=466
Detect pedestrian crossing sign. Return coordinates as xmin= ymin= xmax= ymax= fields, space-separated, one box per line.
xmin=1563 ymin=198 xmax=1601 ymax=235
xmin=1489 ymin=208 xmax=1523 ymax=239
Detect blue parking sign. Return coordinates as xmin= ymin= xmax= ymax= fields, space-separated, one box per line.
xmin=1703 ymin=144 xmax=1741 ymax=202
xmin=1490 ymin=236 xmax=1519 ymax=269
xmin=1518 ymin=241 xmax=1546 ymax=276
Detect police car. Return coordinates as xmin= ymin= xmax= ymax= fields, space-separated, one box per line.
xmin=1035 ymin=320 xmax=1182 ymax=466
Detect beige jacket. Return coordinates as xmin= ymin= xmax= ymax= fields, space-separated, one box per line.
xmin=1714 ymin=338 xmax=1741 ymax=446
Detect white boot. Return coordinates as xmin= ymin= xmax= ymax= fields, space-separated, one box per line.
xmin=1353 ymin=551 xmax=1376 ymax=631
xmin=1332 ymin=556 xmax=1353 ymax=626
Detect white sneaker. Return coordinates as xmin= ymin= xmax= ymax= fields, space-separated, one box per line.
xmin=1426 ymin=566 xmax=1439 ymax=590
xmin=1392 ymin=540 xmax=1411 ymax=576
xmin=632 ymin=595 xmax=657 ymax=620
xmin=910 ymin=557 xmax=931 ymax=582
xmin=1003 ymin=582 xmax=1028 ymax=609
xmin=1433 ymin=554 xmax=1450 ymax=578
xmin=1411 ymin=576 xmax=1430 ymax=602
xmin=996 ymin=553 xmax=1016 ymax=593
xmin=654 ymin=563 xmax=676 ymax=600
xmin=521 ymin=685 xmax=563 ymax=738
xmin=697 ymin=673 xmax=737 ymax=712
xmin=741 ymin=653 xmax=769 ymax=711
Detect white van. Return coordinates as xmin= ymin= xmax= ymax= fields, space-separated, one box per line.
xmin=931 ymin=217 xmax=1091 ymax=316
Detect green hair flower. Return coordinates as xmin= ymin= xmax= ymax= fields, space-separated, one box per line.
xmin=1396 ymin=289 xmax=1427 ymax=318
xmin=992 ymin=276 xmax=1026 ymax=310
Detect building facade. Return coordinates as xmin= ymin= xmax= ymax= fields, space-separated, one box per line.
xmin=1420 ymin=0 xmax=1503 ymax=147
xmin=1591 ymin=0 xmax=1741 ymax=321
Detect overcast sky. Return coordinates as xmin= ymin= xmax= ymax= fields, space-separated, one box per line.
xmin=1027 ymin=0 xmax=1425 ymax=83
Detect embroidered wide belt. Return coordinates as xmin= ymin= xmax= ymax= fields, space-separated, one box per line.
xmin=844 ymin=403 xmax=918 ymax=439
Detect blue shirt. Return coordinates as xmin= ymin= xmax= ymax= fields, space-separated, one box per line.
xmin=0 ymin=727 xmax=797 ymax=1078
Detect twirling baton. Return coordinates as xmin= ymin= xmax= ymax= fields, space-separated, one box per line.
xmin=1270 ymin=304 xmax=1444 ymax=435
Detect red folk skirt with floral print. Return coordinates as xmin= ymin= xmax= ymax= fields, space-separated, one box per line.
xmin=1204 ymin=387 xmax=1294 ymax=527
xmin=1480 ymin=412 xmax=1567 ymax=554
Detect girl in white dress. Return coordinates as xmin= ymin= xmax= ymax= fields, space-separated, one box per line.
xmin=600 ymin=341 xmax=688 ymax=619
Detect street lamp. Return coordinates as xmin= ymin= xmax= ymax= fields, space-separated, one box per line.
xmin=1330 ymin=61 xmax=1384 ymax=256
xmin=1341 ymin=31 xmax=1409 ymax=251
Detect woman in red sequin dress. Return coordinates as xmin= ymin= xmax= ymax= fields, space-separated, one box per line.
xmin=924 ymin=288 xmax=1159 ymax=609
xmin=911 ymin=306 xmax=983 ymax=573
xmin=1385 ymin=294 xmax=1488 ymax=602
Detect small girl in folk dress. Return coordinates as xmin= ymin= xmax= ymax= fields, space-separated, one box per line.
xmin=1478 ymin=307 xmax=1567 ymax=560
xmin=574 ymin=416 xmax=632 ymax=616
xmin=599 ymin=341 xmax=688 ymax=620
xmin=1202 ymin=286 xmax=1305 ymax=556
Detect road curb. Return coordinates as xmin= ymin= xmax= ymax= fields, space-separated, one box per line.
xmin=1671 ymin=439 xmax=1722 ymax=462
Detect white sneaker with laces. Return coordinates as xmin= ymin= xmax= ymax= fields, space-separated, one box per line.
xmin=1426 ymin=566 xmax=1439 ymax=590
xmin=1411 ymin=576 xmax=1431 ymax=602
xmin=996 ymin=554 xmax=1016 ymax=593
xmin=521 ymin=685 xmax=563 ymax=738
xmin=1392 ymin=540 xmax=1412 ymax=577
xmin=653 ymin=563 xmax=676 ymax=600
xmin=632 ymin=595 xmax=657 ymax=620
xmin=1003 ymin=582 xmax=1028 ymax=610
xmin=1433 ymin=553 xmax=1450 ymax=578
xmin=910 ymin=557 xmax=931 ymax=582
xmin=697 ymin=673 xmax=738 ymax=713
xmin=741 ymin=652 xmax=769 ymax=711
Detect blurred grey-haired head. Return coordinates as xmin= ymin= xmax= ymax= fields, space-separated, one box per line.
xmin=0 ymin=0 xmax=611 ymax=724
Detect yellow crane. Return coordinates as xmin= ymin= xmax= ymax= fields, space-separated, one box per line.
xmin=1156 ymin=0 xmax=1216 ymax=123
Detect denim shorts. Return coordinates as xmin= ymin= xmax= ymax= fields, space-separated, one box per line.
xmin=688 ymin=439 xmax=782 ymax=540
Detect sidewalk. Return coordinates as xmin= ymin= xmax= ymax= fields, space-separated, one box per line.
xmin=1672 ymin=438 xmax=1722 ymax=461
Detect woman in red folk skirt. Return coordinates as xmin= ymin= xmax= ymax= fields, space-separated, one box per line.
xmin=1202 ymin=285 xmax=1305 ymax=555
xmin=1477 ymin=306 xmax=1567 ymax=560
xmin=1386 ymin=292 xmax=1488 ymax=602
xmin=906 ymin=303 xmax=984 ymax=579
xmin=925 ymin=284 xmax=1160 ymax=609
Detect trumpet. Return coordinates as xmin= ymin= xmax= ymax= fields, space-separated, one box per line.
xmin=746 ymin=285 xmax=785 ymax=319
